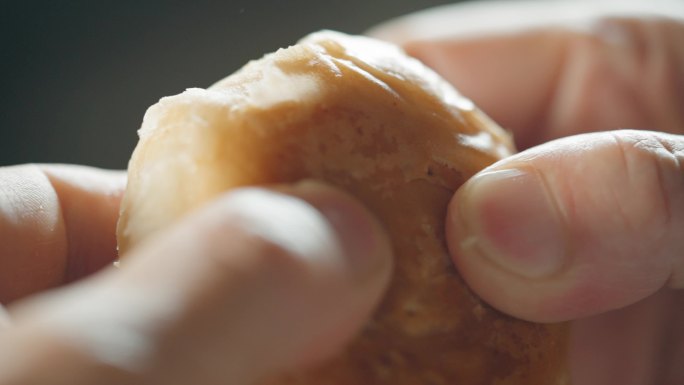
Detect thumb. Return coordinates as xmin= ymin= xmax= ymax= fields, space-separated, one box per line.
xmin=447 ymin=129 xmax=684 ymax=323
xmin=2 ymin=182 xmax=392 ymax=385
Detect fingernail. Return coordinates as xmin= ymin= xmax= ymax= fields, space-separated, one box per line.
xmin=287 ymin=181 xmax=391 ymax=280
xmin=454 ymin=168 xmax=567 ymax=278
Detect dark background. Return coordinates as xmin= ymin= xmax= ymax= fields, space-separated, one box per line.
xmin=1 ymin=0 xmax=465 ymax=169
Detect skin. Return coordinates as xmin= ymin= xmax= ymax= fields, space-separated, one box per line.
xmin=0 ymin=1 xmax=683 ymax=384
xmin=372 ymin=1 xmax=684 ymax=384
xmin=0 ymin=167 xmax=392 ymax=385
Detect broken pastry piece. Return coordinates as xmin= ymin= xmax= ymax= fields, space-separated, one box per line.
xmin=117 ymin=31 xmax=569 ymax=384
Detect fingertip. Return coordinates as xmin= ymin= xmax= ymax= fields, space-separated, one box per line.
xmin=446 ymin=166 xmax=572 ymax=322
xmin=118 ymin=181 xmax=393 ymax=377
xmin=447 ymin=131 xmax=684 ymax=322
xmin=281 ymin=180 xmax=393 ymax=286
xmin=0 ymin=165 xmax=68 ymax=303
xmin=197 ymin=182 xmax=393 ymax=292
xmin=262 ymin=180 xmax=394 ymax=365
xmin=446 ymin=182 xmax=552 ymax=323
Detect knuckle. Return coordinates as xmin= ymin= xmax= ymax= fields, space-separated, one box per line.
xmin=610 ymin=131 xmax=682 ymax=221
xmin=610 ymin=130 xmax=684 ymax=270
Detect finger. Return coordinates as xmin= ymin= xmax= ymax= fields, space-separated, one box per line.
xmin=447 ymin=129 xmax=684 ymax=322
xmin=369 ymin=1 xmax=684 ymax=149
xmin=0 ymin=164 xmax=125 ymax=304
xmin=2 ymin=182 xmax=392 ymax=385
xmin=39 ymin=165 xmax=126 ymax=282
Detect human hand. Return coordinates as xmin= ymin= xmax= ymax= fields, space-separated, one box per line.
xmin=372 ymin=1 xmax=684 ymax=384
xmin=0 ymin=165 xmax=392 ymax=385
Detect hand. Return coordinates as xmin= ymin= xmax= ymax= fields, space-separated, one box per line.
xmin=372 ymin=1 xmax=684 ymax=384
xmin=0 ymin=165 xmax=392 ymax=385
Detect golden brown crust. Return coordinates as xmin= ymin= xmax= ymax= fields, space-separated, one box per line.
xmin=118 ymin=31 xmax=568 ymax=385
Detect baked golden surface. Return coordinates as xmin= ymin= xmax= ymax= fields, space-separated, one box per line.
xmin=117 ymin=31 xmax=569 ymax=385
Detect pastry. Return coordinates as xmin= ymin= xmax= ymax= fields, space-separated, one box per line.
xmin=117 ymin=31 xmax=569 ymax=384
